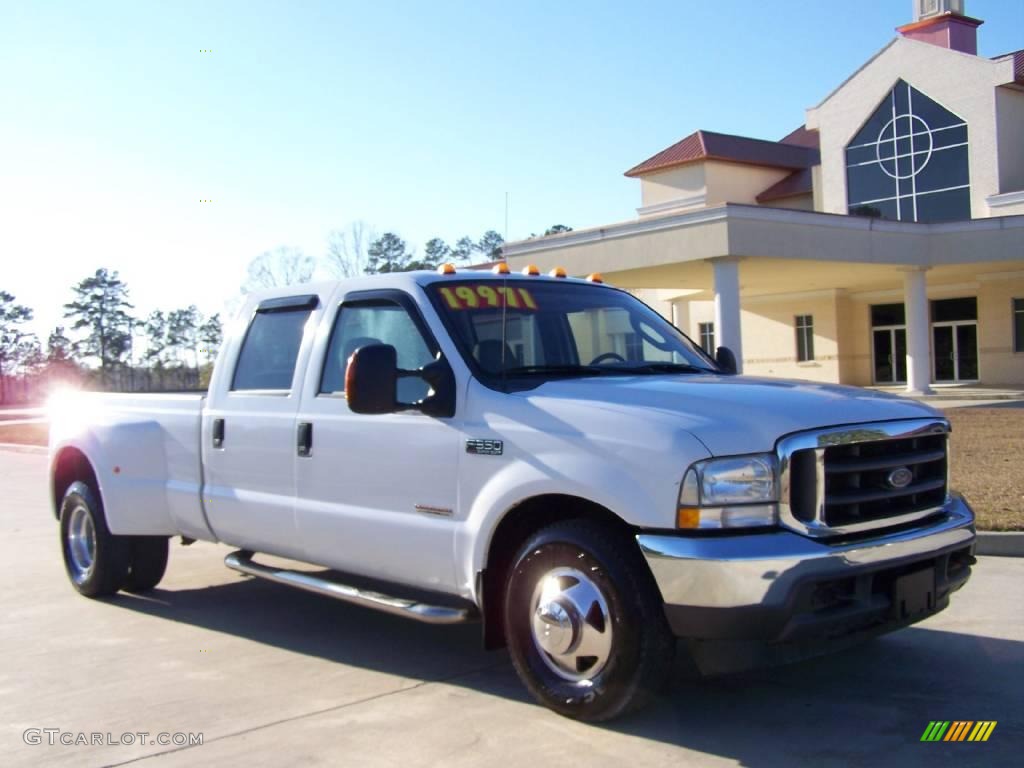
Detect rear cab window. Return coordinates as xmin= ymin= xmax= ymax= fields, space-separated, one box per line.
xmin=231 ymin=295 xmax=317 ymax=391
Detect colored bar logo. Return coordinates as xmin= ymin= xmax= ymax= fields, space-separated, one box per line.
xmin=920 ymin=721 xmax=997 ymax=742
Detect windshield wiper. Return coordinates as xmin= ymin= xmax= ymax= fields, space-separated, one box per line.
xmin=613 ymin=362 xmax=717 ymax=374
xmin=501 ymin=364 xmax=621 ymax=377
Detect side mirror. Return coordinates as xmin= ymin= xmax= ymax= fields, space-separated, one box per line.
xmin=715 ymin=346 xmax=738 ymax=375
xmin=346 ymin=344 xmax=398 ymax=414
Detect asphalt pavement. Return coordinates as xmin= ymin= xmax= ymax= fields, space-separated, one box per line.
xmin=2 ymin=450 xmax=1021 ymax=767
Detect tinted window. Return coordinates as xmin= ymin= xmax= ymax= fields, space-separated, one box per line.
xmin=795 ymin=315 xmax=814 ymax=362
xmin=320 ymin=301 xmax=435 ymax=401
xmin=931 ymin=297 xmax=977 ymax=323
xmin=845 ymin=79 xmax=970 ymax=223
xmin=232 ymin=308 xmax=311 ymax=391
xmin=871 ymin=303 xmax=905 ymax=327
xmin=1015 ymin=299 xmax=1024 ymax=354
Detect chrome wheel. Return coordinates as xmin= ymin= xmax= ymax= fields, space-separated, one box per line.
xmin=530 ymin=567 xmax=613 ymax=681
xmin=66 ymin=503 xmax=96 ymax=582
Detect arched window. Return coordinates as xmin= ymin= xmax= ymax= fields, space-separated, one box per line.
xmin=845 ymin=80 xmax=970 ymax=223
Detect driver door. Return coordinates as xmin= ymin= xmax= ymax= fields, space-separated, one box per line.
xmin=294 ymin=290 xmax=463 ymax=591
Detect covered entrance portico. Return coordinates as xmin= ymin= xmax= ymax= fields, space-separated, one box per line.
xmin=503 ymin=204 xmax=1024 ymax=390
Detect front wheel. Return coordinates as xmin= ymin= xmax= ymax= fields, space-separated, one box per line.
xmin=59 ymin=481 xmax=131 ymax=597
xmin=503 ymin=519 xmax=675 ymax=721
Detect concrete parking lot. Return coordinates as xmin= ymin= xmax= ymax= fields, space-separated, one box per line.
xmin=2 ymin=449 xmax=1021 ymax=767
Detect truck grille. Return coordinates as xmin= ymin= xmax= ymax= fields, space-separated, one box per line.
xmin=779 ymin=419 xmax=950 ymax=537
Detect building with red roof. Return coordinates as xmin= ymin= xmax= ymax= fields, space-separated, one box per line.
xmin=503 ymin=0 xmax=1024 ymax=392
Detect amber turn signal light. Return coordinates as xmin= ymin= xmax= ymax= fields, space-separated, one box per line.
xmin=677 ymin=507 xmax=701 ymax=529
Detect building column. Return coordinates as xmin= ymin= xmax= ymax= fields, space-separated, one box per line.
xmin=901 ymin=266 xmax=933 ymax=395
xmin=712 ymin=257 xmax=743 ymax=372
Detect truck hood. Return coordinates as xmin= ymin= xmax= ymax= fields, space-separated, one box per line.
xmin=521 ymin=374 xmax=942 ymax=456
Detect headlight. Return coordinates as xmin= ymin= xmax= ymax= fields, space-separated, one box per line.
xmin=677 ymin=454 xmax=778 ymax=529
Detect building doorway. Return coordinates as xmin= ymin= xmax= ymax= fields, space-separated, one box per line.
xmin=871 ymin=304 xmax=907 ymax=384
xmin=931 ymin=298 xmax=978 ymax=382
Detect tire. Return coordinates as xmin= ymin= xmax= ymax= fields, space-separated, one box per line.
xmin=123 ymin=536 xmax=169 ymax=593
xmin=503 ymin=519 xmax=675 ymax=721
xmin=59 ymin=481 xmax=131 ymax=597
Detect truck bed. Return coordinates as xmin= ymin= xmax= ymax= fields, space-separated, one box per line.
xmin=49 ymin=392 xmax=213 ymax=540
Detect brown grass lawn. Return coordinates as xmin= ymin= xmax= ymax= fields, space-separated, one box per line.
xmin=945 ymin=407 xmax=1024 ymax=531
xmin=0 ymin=408 xmax=1020 ymax=530
xmin=0 ymin=422 xmax=48 ymax=446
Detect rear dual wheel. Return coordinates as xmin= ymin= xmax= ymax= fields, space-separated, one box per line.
xmin=504 ymin=519 xmax=675 ymax=721
xmin=59 ymin=481 xmax=169 ymax=596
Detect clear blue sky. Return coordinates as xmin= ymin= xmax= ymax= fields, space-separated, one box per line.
xmin=2 ymin=0 xmax=1021 ymax=340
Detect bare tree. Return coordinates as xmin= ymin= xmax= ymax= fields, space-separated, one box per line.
xmin=324 ymin=221 xmax=375 ymax=278
xmin=244 ymin=247 xmax=315 ymax=291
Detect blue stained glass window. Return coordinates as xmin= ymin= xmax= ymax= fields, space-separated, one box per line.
xmin=845 ymin=80 xmax=970 ymax=223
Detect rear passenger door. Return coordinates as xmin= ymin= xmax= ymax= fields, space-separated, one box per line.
xmin=201 ymin=293 xmax=322 ymax=560
xmin=294 ymin=289 xmax=462 ymax=591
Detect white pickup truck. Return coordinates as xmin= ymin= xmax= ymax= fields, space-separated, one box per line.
xmin=49 ymin=268 xmax=976 ymax=720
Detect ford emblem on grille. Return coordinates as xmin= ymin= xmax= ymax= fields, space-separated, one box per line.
xmin=887 ymin=467 xmax=914 ymax=489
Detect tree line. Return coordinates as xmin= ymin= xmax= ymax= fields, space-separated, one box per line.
xmin=245 ymin=222 xmax=572 ymax=289
xmin=1 ymin=222 xmax=572 ymax=402
xmin=1 ymin=269 xmax=223 ymax=402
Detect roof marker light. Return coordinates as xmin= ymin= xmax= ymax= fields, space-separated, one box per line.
xmin=586 ymin=273 xmax=603 ymax=283
xmin=549 ymin=267 xmax=567 ymax=278
xmin=492 ymin=262 xmax=510 ymax=275
xmin=438 ymin=263 xmax=457 ymax=275
xmin=522 ymin=265 xmax=540 ymax=276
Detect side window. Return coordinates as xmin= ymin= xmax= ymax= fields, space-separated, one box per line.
xmin=1014 ymin=298 xmax=1023 ymax=354
xmin=698 ymin=322 xmax=716 ymax=356
xmin=231 ymin=308 xmax=312 ymax=391
xmin=321 ymin=301 xmax=435 ymax=401
xmin=795 ymin=315 xmax=815 ymax=362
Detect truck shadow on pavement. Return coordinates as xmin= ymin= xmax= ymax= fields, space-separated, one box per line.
xmin=117 ymin=573 xmax=1022 ymax=766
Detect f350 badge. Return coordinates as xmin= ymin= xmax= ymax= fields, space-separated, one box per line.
xmin=466 ymin=439 xmax=503 ymax=456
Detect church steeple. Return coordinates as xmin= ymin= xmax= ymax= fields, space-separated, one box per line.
xmin=897 ymin=0 xmax=983 ymax=55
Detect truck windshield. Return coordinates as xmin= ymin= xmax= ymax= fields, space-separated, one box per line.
xmin=427 ymin=279 xmax=718 ymax=380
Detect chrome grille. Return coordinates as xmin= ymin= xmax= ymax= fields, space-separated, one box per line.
xmin=778 ymin=419 xmax=950 ymax=537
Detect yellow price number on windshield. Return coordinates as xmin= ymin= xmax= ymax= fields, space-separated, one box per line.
xmin=438 ymin=284 xmax=539 ymax=311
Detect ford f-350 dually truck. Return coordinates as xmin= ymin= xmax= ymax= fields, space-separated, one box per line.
xmin=49 ymin=266 xmax=975 ymax=721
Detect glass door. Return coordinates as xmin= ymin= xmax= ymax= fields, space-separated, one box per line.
xmin=932 ymin=322 xmax=978 ymax=382
xmin=872 ymin=327 xmax=907 ymax=384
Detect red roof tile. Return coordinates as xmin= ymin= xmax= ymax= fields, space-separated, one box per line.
xmin=756 ymin=167 xmax=813 ymax=203
xmin=624 ymin=129 xmax=819 ymax=178
xmin=779 ymin=125 xmax=820 ymax=149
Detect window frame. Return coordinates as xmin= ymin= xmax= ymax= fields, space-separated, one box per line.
xmin=317 ymin=289 xmax=444 ymax=397
xmin=229 ymin=295 xmax=319 ymax=394
xmin=795 ymin=314 xmax=815 ymax=363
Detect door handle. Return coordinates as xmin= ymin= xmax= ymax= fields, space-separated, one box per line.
xmin=212 ymin=418 xmax=225 ymax=448
xmin=297 ymin=422 xmax=313 ymax=458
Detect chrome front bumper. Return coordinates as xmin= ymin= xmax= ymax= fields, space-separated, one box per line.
xmin=637 ymin=493 xmax=976 ymax=642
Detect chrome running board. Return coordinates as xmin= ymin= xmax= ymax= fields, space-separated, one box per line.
xmin=224 ymin=550 xmax=476 ymax=625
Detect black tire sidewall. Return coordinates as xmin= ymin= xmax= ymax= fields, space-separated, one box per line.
xmin=59 ymin=481 xmax=130 ymax=597
xmin=124 ymin=536 xmax=170 ymax=593
xmin=504 ymin=521 xmax=668 ymax=721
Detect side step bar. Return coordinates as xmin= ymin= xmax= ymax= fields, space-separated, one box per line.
xmin=224 ymin=550 xmax=476 ymax=625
